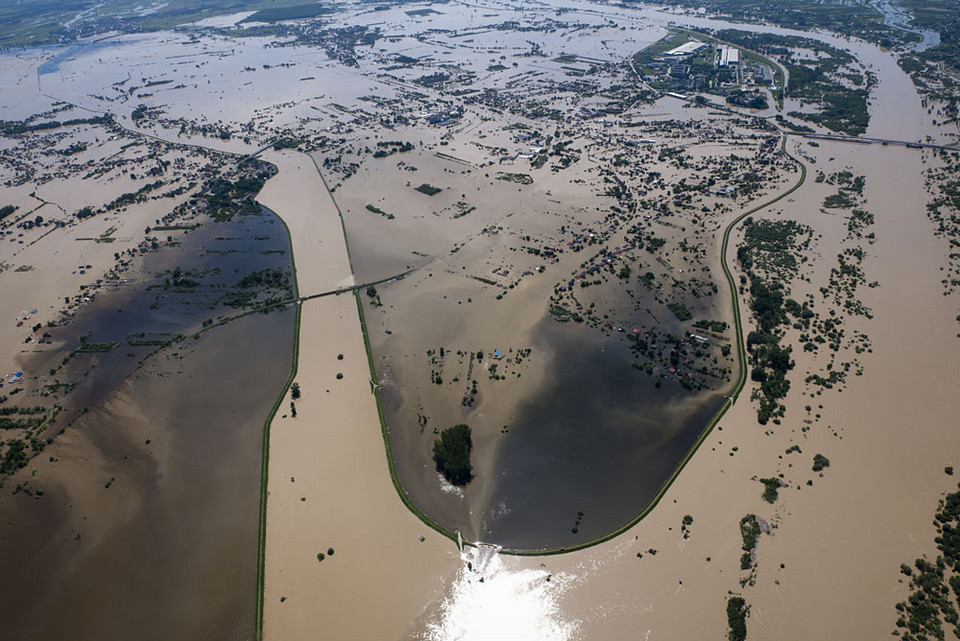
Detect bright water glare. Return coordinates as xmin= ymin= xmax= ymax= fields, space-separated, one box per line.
xmin=426 ymin=545 xmax=578 ymax=641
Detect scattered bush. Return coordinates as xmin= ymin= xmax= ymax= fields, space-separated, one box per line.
xmin=812 ymin=453 xmax=830 ymax=472
xmin=414 ymin=183 xmax=442 ymax=196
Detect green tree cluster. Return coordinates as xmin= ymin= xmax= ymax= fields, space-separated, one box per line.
xmin=727 ymin=596 xmax=748 ymax=641
xmin=894 ymin=483 xmax=960 ymax=639
xmin=432 ymin=424 xmax=473 ymax=486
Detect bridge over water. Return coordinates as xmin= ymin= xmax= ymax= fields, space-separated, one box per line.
xmin=799 ymin=132 xmax=960 ymax=153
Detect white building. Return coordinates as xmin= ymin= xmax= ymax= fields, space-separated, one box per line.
xmin=718 ymin=45 xmax=740 ymax=68
xmin=665 ymin=40 xmax=707 ymax=56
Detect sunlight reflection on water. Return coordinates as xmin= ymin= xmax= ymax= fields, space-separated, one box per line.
xmin=426 ymin=545 xmax=578 ymax=641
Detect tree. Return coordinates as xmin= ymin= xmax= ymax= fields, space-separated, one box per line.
xmin=1 ymin=439 xmax=28 ymax=474
xmin=432 ymin=424 xmax=473 ymax=486
xmin=812 ymin=453 xmax=830 ymax=472
xmin=291 ymin=382 xmax=301 ymax=400
xmin=727 ymin=597 xmax=748 ymax=641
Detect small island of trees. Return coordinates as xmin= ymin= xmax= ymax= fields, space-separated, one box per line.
xmin=432 ymin=424 xmax=473 ymax=486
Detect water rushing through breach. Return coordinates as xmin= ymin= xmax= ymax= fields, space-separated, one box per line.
xmin=426 ymin=545 xmax=578 ymax=641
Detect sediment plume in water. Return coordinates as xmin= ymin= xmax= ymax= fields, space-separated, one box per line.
xmin=0 ymin=207 xmax=296 ymax=641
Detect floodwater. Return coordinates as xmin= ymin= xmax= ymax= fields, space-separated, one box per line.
xmin=870 ymin=0 xmax=940 ymax=50
xmin=0 ymin=0 xmax=946 ymax=635
xmin=421 ymin=544 xmax=579 ymax=641
xmin=378 ymin=292 xmax=730 ymax=552
xmin=37 ymin=40 xmax=130 ymax=75
xmin=480 ymin=320 xmax=725 ymax=550
xmin=0 ymin=207 xmax=296 ymax=641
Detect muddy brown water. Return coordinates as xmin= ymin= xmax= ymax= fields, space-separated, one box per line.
xmin=0 ymin=208 xmax=295 ymax=641
xmin=478 ymin=319 xmax=726 ymax=550
xmin=380 ymin=309 xmax=730 ymax=551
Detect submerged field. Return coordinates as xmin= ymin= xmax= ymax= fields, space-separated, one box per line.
xmin=0 ymin=94 xmax=297 ymax=638
xmin=1 ymin=0 xmax=960 ymax=639
xmin=349 ymin=102 xmax=796 ymax=547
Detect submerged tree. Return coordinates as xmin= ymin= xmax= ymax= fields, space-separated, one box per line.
xmin=432 ymin=424 xmax=473 ymax=486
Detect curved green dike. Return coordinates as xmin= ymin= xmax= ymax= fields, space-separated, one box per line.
xmin=308 ymin=154 xmax=356 ymax=275
xmin=503 ymin=134 xmax=808 ymax=557
xmin=311 ymin=154 xmax=460 ymax=544
xmin=254 ymin=202 xmax=301 ymax=641
xmin=62 ymin=110 xmax=299 ymax=640
xmin=254 ymin=155 xmax=453 ymax=639
xmin=256 ymin=138 xmax=808 ymax=617
xmin=355 ymin=290 xmax=460 ymax=545
xmin=346 ymin=136 xmax=807 ymax=557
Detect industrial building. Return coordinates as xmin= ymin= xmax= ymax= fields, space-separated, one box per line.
xmin=717 ymin=45 xmax=740 ymax=67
